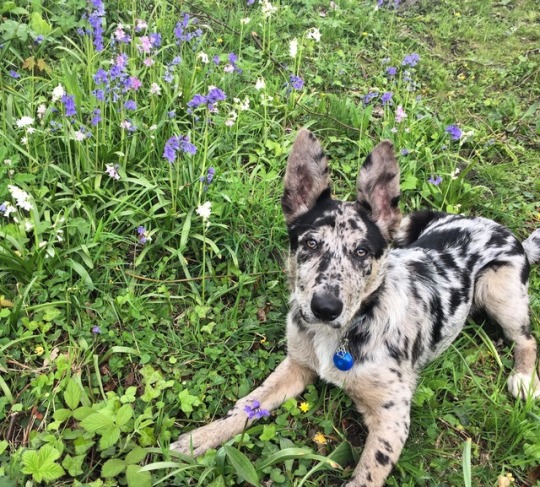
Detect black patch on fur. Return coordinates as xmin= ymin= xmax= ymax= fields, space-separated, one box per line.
xmin=521 ymin=261 xmax=530 ymax=285
xmin=386 ymin=341 xmax=403 ymax=364
xmin=414 ymin=227 xmax=471 ymax=255
xmin=379 ymin=438 xmax=394 ymax=453
xmin=382 ymin=401 xmax=395 ymax=409
xmin=390 ymin=195 xmax=400 ymax=208
xmin=411 ymin=329 xmax=423 ymax=366
xmin=286 ymin=190 xmax=335 ymax=251
xmin=375 ymin=450 xmax=391 ymax=466
xmin=397 ymin=210 xmax=446 ymax=247
xmin=429 ymin=294 xmax=445 ymax=349
xmin=358 ymin=211 xmax=388 ymax=258
xmin=363 ymin=153 xmax=373 ymax=169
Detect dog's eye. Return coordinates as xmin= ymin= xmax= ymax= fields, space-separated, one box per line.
xmin=305 ymin=239 xmax=318 ymax=250
xmin=354 ymin=247 xmax=368 ymax=258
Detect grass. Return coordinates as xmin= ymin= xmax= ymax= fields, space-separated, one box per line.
xmin=0 ymin=0 xmax=539 ymax=485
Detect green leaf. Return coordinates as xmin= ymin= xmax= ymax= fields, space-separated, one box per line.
xmin=99 ymin=426 xmax=121 ymax=450
xmin=62 ymin=454 xmax=85 ymax=477
xmin=115 ymin=404 xmax=133 ymax=427
xmin=21 ymin=445 xmax=65 ymax=483
xmin=81 ymin=411 xmax=114 ymax=432
xmin=0 ymin=440 xmax=8 ymax=455
xmin=53 ymin=408 xmax=72 ymax=422
xmin=102 ymin=458 xmax=126 ymax=478
xmin=29 ymin=12 xmax=52 ymax=35
xmin=126 ymin=464 xmax=152 ymax=487
xmin=74 ymin=437 xmax=95 ymax=456
xmin=178 ymin=389 xmax=201 ymax=416
xmin=125 ymin=447 xmax=148 ymax=465
xmin=259 ymin=424 xmax=276 ymax=442
xmin=64 ymin=378 xmax=82 ymax=410
xmin=223 ymin=445 xmax=260 ymax=486
xmin=73 ymin=406 xmax=96 ymax=421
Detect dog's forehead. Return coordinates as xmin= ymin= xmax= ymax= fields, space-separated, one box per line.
xmin=301 ymin=202 xmax=368 ymax=236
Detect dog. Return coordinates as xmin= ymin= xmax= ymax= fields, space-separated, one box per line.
xmin=171 ymin=129 xmax=540 ymax=486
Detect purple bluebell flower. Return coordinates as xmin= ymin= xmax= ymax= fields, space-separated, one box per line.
xmin=187 ymin=94 xmax=207 ymax=109
xmin=363 ymin=92 xmax=379 ymax=105
xmin=290 ymin=75 xmax=304 ymax=90
xmin=168 ymin=110 xmax=176 ymax=118
xmin=91 ymin=108 xmax=101 ymax=126
xmin=93 ymin=68 xmax=108 ymax=85
xmin=124 ymin=100 xmax=137 ymax=110
xmin=428 ymin=175 xmax=442 ymax=186
xmin=445 ymin=124 xmax=462 ymax=140
xmin=386 ymin=66 xmax=397 ymax=76
xmin=149 ymin=32 xmax=162 ymax=47
xmin=213 ymin=55 xmax=220 ymax=65
xmin=200 ymin=166 xmax=216 ymax=190
xmin=35 ymin=35 xmax=44 ymax=44
xmin=9 ymin=70 xmax=20 ymax=79
xmin=62 ymin=94 xmax=77 ymax=117
xmin=174 ymin=13 xmax=202 ymax=44
xmin=247 ymin=0 xmax=255 ymax=4
xmin=163 ymin=67 xmax=174 ymax=83
xmin=244 ymin=400 xmax=270 ymax=420
xmin=137 ymin=225 xmax=149 ymax=244
xmin=87 ymin=0 xmax=105 ymax=52
xmin=401 ymin=148 xmax=409 ymax=156
xmin=207 ymin=87 xmax=227 ymax=104
xmin=171 ymin=56 xmax=182 ymax=66
xmin=402 ymin=53 xmax=420 ymax=67
xmin=92 ymin=89 xmax=105 ymax=101
xmin=92 ymin=325 xmax=101 ymax=334
xmin=381 ymin=91 xmax=393 ymax=105
xmin=163 ymin=135 xmax=197 ymax=163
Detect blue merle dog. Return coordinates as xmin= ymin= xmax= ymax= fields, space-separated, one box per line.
xmin=171 ymin=129 xmax=540 ymax=486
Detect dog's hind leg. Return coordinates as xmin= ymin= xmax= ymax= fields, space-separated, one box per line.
xmin=170 ymin=357 xmax=316 ymax=456
xmin=474 ymin=263 xmax=540 ymax=399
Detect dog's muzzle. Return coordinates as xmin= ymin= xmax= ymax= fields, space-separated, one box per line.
xmin=311 ymin=292 xmax=343 ymax=322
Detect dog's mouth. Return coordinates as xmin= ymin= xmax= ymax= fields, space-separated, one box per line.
xmin=299 ymin=310 xmax=343 ymax=329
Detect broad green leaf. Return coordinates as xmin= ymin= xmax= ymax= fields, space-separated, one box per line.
xmin=73 ymin=406 xmax=95 ymax=420
xmin=0 ymin=440 xmax=8 ymax=455
xmin=81 ymin=411 xmax=114 ymax=432
xmin=29 ymin=12 xmax=52 ymax=35
xmin=223 ymin=445 xmax=260 ymax=486
xmin=102 ymin=458 xmax=126 ymax=478
xmin=99 ymin=426 xmax=121 ymax=450
xmin=21 ymin=445 xmax=65 ymax=483
xmin=259 ymin=424 xmax=276 ymax=441
xmin=126 ymin=464 xmax=152 ymax=487
xmin=115 ymin=404 xmax=133 ymax=427
xmin=64 ymin=379 xmax=82 ymax=410
xmin=53 ymin=408 xmax=72 ymax=422
xmin=62 ymin=454 xmax=85 ymax=477
xmin=125 ymin=446 xmax=147 ymax=465
xmin=74 ymin=437 xmax=95 ymax=455
xmin=178 ymin=389 xmax=201 ymax=416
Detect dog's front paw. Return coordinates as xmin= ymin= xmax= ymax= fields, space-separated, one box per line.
xmin=170 ymin=429 xmax=215 ymax=457
xmin=507 ymin=372 xmax=540 ymax=399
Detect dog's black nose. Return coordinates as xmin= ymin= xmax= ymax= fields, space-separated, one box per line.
xmin=311 ymin=292 xmax=343 ymax=321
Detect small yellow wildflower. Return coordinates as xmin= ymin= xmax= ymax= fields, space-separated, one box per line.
xmin=299 ymin=402 xmax=310 ymax=413
xmin=313 ymin=432 xmax=327 ymax=445
xmin=454 ymin=11 xmax=461 ymax=17
xmin=362 ymin=32 xmax=368 ymax=37
xmin=457 ymin=73 xmax=466 ymax=81
xmin=35 ymin=346 xmax=44 ymax=356
xmin=217 ymin=38 xmax=223 ymax=44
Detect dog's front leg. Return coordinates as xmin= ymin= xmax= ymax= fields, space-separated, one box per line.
xmin=170 ymin=357 xmax=316 ymax=457
xmin=346 ymin=396 xmax=412 ymax=487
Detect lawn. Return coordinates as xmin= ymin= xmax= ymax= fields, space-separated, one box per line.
xmin=1 ymin=0 xmax=539 ymax=485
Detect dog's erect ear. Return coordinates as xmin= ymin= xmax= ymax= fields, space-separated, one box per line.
xmin=357 ymin=141 xmax=401 ymax=240
xmin=282 ymin=129 xmax=330 ymax=224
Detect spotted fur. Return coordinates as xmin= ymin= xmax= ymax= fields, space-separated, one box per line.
xmin=171 ymin=129 xmax=540 ymax=486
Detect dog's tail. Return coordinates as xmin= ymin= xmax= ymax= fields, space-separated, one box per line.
xmin=523 ymin=229 xmax=540 ymax=265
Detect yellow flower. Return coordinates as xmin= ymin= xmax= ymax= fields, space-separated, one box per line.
xmin=313 ymin=432 xmax=327 ymax=445
xmin=457 ymin=73 xmax=466 ymax=81
xmin=299 ymin=402 xmax=310 ymax=413
xmin=35 ymin=346 xmax=44 ymax=356
xmin=454 ymin=11 xmax=461 ymax=17
xmin=362 ymin=32 xmax=368 ymax=37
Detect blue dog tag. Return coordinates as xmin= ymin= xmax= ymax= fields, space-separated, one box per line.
xmin=333 ymin=349 xmax=354 ymax=371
